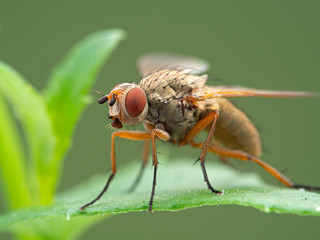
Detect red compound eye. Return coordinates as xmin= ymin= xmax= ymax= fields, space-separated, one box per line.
xmin=125 ymin=88 xmax=146 ymax=117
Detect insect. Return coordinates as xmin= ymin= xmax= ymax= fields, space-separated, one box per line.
xmin=80 ymin=53 xmax=319 ymax=212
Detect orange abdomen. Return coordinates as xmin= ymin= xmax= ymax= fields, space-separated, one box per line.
xmin=209 ymin=98 xmax=262 ymax=156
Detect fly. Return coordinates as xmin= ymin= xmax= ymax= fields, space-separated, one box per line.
xmin=80 ymin=53 xmax=319 ymax=212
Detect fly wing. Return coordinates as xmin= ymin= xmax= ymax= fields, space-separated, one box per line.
xmin=194 ymin=86 xmax=317 ymax=100
xmin=137 ymin=53 xmax=209 ymax=77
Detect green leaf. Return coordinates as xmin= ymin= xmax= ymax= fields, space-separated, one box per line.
xmin=44 ymin=29 xmax=126 ymax=165
xmin=0 ymin=29 xmax=126 ymax=208
xmin=0 ymin=62 xmax=56 ymax=205
xmin=0 ymin=94 xmax=31 ymax=210
xmin=40 ymin=29 xmax=125 ymax=204
xmin=1 ymin=160 xmax=319 ymax=231
xmin=4 ymin=215 xmax=105 ymax=240
xmin=0 ymin=29 xmax=127 ymax=239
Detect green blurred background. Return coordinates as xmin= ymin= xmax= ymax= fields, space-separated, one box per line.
xmin=0 ymin=0 xmax=319 ymax=239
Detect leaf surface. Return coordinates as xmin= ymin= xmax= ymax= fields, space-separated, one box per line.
xmin=1 ymin=160 xmax=319 ymax=230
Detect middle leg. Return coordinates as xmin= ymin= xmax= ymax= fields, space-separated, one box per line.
xmin=180 ymin=110 xmax=222 ymax=194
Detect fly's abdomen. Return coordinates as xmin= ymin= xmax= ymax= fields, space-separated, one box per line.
xmin=211 ymin=98 xmax=262 ymax=156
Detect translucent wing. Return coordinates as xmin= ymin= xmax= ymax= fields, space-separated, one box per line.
xmin=193 ymin=86 xmax=317 ymax=100
xmin=137 ymin=53 xmax=209 ymax=77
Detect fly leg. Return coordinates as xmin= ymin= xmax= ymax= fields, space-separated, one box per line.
xmin=148 ymin=128 xmax=170 ymax=212
xmin=179 ymin=110 xmax=222 ymax=194
xmin=79 ymin=131 xmax=152 ymax=211
xmin=189 ymin=142 xmax=320 ymax=191
xmin=127 ymin=140 xmax=150 ymax=193
xmin=218 ymin=154 xmax=243 ymax=171
xmin=213 ymin=141 xmax=241 ymax=170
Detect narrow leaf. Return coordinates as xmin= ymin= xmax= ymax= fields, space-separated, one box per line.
xmin=44 ymin=29 xmax=126 ymax=165
xmin=0 ymin=62 xmax=56 ymax=205
xmin=0 ymin=95 xmax=31 ymax=210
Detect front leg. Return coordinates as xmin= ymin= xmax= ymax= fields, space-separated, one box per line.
xmin=149 ymin=128 xmax=170 ymax=212
xmin=79 ymin=130 xmax=152 ymax=211
xmin=128 ymin=122 xmax=170 ymax=195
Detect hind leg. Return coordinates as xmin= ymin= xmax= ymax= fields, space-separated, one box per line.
xmin=189 ymin=141 xmax=320 ymax=190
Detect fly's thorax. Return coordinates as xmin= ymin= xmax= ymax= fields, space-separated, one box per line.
xmin=138 ymin=70 xmax=209 ymax=140
xmin=139 ymin=70 xmax=208 ymax=102
xmin=107 ymin=83 xmax=148 ymax=127
xmin=145 ymin=94 xmax=202 ymax=140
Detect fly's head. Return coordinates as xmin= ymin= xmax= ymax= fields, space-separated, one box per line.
xmin=98 ymin=83 xmax=148 ymax=129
